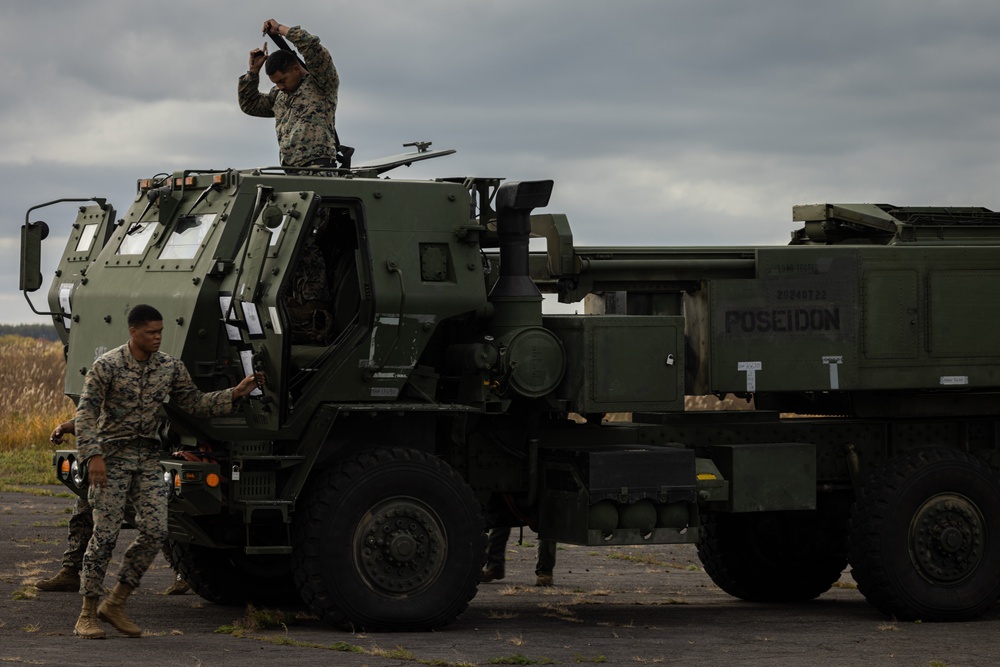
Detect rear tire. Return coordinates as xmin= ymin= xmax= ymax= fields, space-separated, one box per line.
xmin=292 ymin=447 xmax=486 ymax=631
xmin=698 ymin=509 xmax=848 ymax=602
xmin=848 ymin=448 xmax=1000 ymax=621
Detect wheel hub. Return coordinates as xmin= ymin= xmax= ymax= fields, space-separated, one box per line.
xmin=356 ymin=498 xmax=445 ymax=595
xmin=910 ymin=493 xmax=985 ymax=584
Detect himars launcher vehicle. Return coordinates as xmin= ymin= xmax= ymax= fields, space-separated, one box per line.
xmin=21 ymin=146 xmax=1000 ymax=630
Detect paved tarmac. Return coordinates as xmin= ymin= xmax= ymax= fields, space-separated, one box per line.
xmin=1 ymin=488 xmax=998 ymax=666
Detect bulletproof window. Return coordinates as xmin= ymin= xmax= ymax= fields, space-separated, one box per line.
xmin=160 ymin=214 xmax=217 ymax=260
xmin=116 ymin=221 xmax=157 ymax=255
xmin=75 ymin=224 xmax=98 ymax=253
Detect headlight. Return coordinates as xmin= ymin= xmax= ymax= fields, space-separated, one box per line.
xmin=70 ymin=458 xmax=87 ymax=488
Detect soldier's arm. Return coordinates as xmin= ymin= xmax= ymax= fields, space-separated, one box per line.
xmin=238 ymin=74 xmax=277 ymax=118
xmin=75 ymin=364 xmax=109 ymax=462
xmin=168 ymin=362 xmax=237 ymax=417
xmin=285 ymin=25 xmax=339 ymax=94
xmin=169 ymin=362 xmax=262 ymax=416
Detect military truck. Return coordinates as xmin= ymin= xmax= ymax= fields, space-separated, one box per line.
xmin=20 ymin=148 xmax=1000 ymax=630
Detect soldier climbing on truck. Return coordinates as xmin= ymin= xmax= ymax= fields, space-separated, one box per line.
xmin=238 ymin=18 xmax=343 ymax=171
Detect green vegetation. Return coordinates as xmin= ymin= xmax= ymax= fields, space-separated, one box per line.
xmin=487 ymin=655 xmax=556 ymax=665
xmin=0 ymin=448 xmax=59 ymax=488
xmin=371 ymin=645 xmax=416 ymax=660
xmin=215 ymin=605 xmax=292 ymax=636
xmin=11 ymin=587 xmax=38 ymax=601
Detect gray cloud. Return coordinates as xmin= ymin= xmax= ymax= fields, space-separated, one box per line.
xmin=5 ymin=0 xmax=1000 ymax=323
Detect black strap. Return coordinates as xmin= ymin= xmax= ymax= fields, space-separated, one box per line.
xmin=266 ymin=32 xmax=306 ymax=70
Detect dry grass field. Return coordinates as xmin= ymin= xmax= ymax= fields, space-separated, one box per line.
xmin=0 ymin=335 xmax=75 ymax=486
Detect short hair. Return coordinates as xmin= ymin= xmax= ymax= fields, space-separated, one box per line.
xmin=128 ymin=304 xmax=163 ymax=328
xmin=265 ymin=50 xmax=299 ymax=75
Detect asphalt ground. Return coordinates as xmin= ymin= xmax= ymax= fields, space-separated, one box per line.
xmin=2 ymin=488 xmax=999 ymax=666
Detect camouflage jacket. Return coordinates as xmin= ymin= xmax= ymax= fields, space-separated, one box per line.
xmin=75 ymin=343 xmax=237 ymax=461
xmin=238 ymin=25 xmax=340 ymax=167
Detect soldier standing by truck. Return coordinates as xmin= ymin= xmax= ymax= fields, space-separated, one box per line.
xmin=34 ymin=421 xmax=189 ymax=596
xmin=238 ymin=18 xmax=340 ymax=170
xmin=481 ymin=527 xmax=558 ymax=587
xmin=34 ymin=422 xmax=90 ymax=593
xmin=73 ymin=305 xmax=263 ymax=639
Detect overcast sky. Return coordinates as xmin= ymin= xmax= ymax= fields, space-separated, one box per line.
xmin=4 ymin=0 xmax=1000 ymax=324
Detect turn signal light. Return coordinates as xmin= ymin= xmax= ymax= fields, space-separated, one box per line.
xmin=205 ymin=473 xmax=220 ymax=488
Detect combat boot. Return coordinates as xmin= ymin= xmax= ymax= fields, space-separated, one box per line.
xmin=35 ymin=566 xmax=80 ymax=591
xmin=535 ymin=573 xmax=554 ymax=587
xmin=96 ymin=582 xmax=142 ymax=637
xmin=163 ymin=577 xmax=189 ymax=595
xmin=74 ymin=596 xmax=106 ymax=639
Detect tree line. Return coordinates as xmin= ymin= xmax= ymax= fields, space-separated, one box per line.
xmin=0 ymin=323 xmax=60 ymax=341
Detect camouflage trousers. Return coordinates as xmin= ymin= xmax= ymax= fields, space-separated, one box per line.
xmin=80 ymin=449 xmax=170 ymax=598
xmin=485 ymin=526 xmax=557 ymax=575
xmin=61 ymin=496 xmax=174 ymax=572
xmin=62 ymin=496 xmax=94 ymax=570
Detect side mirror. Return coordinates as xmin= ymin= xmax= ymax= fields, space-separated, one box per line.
xmin=20 ymin=220 xmax=49 ymax=292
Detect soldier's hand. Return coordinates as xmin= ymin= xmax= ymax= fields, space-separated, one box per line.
xmin=50 ymin=421 xmax=74 ymax=445
xmin=248 ymin=43 xmax=268 ymax=71
xmin=87 ymin=456 xmax=108 ymax=489
xmin=262 ymin=19 xmax=284 ymax=37
xmin=233 ymin=371 xmax=266 ymax=399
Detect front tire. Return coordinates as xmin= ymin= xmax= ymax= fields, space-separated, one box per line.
xmin=848 ymin=448 xmax=1000 ymax=621
xmin=167 ymin=540 xmax=298 ymax=606
xmin=292 ymin=447 xmax=486 ymax=631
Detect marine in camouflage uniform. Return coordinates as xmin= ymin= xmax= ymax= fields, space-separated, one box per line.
xmin=239 ymin=19 xmax=340 ymax=345
xmin=72 ymin=304 xmax=261 ymax=639
xmin=480 ymin=526 xmax=558 ymax=587
xmin=238 ymin=19 xmax=339 ymax=169
xmin=35 ymin=420 xmax=187 ymax=595
xmin=33 ymin=420 xmax=95 ymax=592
